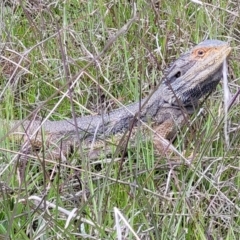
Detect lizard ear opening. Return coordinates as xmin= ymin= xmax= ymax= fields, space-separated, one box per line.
xmin=174 ymin=71 xmax=181 ymax=78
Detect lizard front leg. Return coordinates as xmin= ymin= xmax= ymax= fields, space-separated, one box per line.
xmin=152 ymin=113 xmax=187 ymax=158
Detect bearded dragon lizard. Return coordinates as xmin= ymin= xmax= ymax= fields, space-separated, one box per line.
xmin=2 ymin=39 xmax=231 ymax=160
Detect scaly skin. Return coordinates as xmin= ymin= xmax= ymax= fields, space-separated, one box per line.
xmin=2 ymin=40 xmax=231 ymax=159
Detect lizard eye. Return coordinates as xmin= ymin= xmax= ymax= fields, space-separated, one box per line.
xmin=197 ymin=50 xmax=204 ymax=56
xmin=174 ymin=71 xmax=181 ymax=78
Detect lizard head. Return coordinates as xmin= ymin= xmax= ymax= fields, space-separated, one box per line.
xmin=164 ymin=39 xmax=231 ymax=108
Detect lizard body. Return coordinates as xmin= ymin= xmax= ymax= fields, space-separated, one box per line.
xmin=3 ymin=40 xmax=231 ymax=159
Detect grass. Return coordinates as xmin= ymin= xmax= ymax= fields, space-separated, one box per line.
xmin=0 ymin=0 xmax=240 ymax=239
